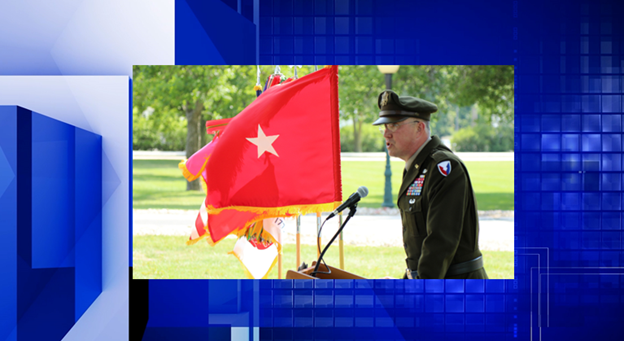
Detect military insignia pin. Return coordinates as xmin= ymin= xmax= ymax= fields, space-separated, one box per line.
xmin=381 ymin=91 xmax=389 ymax=106
xmin=423 ymin=169 xmax=427 ymax=174
xmin=409 ymin=198 xmax=416 ymax=204
xmin=437 ymin=161 xmax=451 ymax=177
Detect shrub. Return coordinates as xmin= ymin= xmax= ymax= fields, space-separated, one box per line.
xmin=133 ymin=114 xmax=187 ymax=151
xmin=451 ymin=123 xmax=514 ymax=152
xmin=340 ymin=124 xmax=385 ymax=152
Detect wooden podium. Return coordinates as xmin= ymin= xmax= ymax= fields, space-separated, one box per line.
xmin=286 ymin=261 xmax=365 ymax=279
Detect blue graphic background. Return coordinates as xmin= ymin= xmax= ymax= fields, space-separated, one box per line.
xmin=0 ymin=77 xmax=130 ymax=341
xmin=0 ymin=106 xmax=102 ymax=341
xmin=1 ymin=0 xmax=624 ymax=340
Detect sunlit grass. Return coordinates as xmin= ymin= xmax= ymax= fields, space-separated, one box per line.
xmin=133 ymin=160 xmax=513 ymax=210
xmin=132 ymin=234 xmax=513 ymax=279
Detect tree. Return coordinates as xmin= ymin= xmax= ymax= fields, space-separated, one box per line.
xmin=133 ymin=65 xmax=237 ymax=190
xmin=396 ymin=65 xmax=514 ymax=127
xmin=338 ymin=66 xmax=385 ymax=152
xmin=450 ymin=65 xmax=514 ymax=123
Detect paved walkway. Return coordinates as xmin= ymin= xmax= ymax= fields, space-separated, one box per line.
xmin=133 ymin=209 xmax=514 ymax=252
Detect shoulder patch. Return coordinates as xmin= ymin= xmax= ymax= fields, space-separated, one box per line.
xmin=437 ymin=160 xmax=451 ymax=177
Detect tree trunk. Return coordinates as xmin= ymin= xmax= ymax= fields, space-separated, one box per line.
xmin=471 ymin=104 xmax=478 ymax=125
xmin=353 ymin=116 xmax=363 ymax=153
xmin=185 ymin=99 xmax=204 ymax=191
xmin=455 ymin=104 xmax=460 ymax=131
xmin=356 ymin=118 xmax=363 ymax=152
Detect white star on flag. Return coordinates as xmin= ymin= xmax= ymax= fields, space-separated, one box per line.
xmin=246 ymin=125 xmax=279 ymax=158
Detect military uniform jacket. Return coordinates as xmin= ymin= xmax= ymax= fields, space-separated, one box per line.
xmin=398 ymin=136 xmax=486 ymax=279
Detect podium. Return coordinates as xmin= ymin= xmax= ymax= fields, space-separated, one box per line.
xmin=286 ymin=262 xmax=365 ymax=279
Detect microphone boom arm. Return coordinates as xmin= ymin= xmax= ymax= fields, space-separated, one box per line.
xmin=311 ymin=204 xmax=358 ymax=277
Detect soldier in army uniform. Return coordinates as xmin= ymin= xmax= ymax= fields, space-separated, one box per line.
xmin=373 ymin=90 xmax=488 ymax=279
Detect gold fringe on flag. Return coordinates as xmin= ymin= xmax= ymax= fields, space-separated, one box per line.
xmin=178 ymin=157 xmax=211 ymax=182
xmin=185 ymin=201 xmax=340 ymax=247
xmin=186 ymin=235 xmax=206 ymax=246
xmin=185 ymin=220 xmax=219 ymax=247
xmin=200 ymin=201 xmax=340 ymax=244
xmin=205 ymin=201 xmax=340 ymax=217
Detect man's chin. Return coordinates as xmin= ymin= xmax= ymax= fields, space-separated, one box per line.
xmin=388 ymin=150 xmax=408 ymax=161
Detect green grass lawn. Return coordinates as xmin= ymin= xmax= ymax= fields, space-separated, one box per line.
xmin=133 ymin=160 xmax=206 ymax=210
xmin=133 ymin=159 xmax=513 ymax=210
xmin=133 ymin=235 xmax=513 ymax=279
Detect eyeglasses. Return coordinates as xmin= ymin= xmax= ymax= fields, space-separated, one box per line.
xmin=378 ymin=120 xmax=420 ymax=134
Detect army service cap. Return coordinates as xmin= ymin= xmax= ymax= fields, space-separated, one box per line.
xmin=372 ymin=90 xmax=438 ymax=125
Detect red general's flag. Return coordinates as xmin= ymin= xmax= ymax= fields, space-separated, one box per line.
xmin=178 ymin=118 xmax=232 ymax=182
xmin=179 ymin=118 xmax=262 ymax=245
xmin=204 ymin=65 xmax=342 ymax=244
xmin=180 ymin=121 xmax=287 ymax=247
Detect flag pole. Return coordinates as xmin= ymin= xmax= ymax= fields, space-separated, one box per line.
xmin=254 ymin=65 xmax=262 ymax=97
xmin=296 ymin=215 xmax=301 ymax=268
xmin=278 ymin=224 xmax=283 ymax=279
xmin=317 ymin=212 xmax=322 ymax=258
xmin=339 ymin=212 xmax=344 ymax=269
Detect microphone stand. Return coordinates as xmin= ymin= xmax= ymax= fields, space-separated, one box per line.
xmin=311 ymin=204 xmax=358 ymax=277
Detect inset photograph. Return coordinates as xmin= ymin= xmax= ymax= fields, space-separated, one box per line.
xmin=132 ymin=65 xmax=514 ymax=279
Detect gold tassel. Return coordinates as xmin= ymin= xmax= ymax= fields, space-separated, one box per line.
xmin=177 ymin=156 xmax=210 ymax=182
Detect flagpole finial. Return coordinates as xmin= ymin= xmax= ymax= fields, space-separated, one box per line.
xmin=288 ymin=65 xmax=302 ymax=79
xmin=255 ymin=65 xmax=263 ymax=97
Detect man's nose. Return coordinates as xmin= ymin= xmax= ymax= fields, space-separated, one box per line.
xmin=383 ymin=129 xmax=392 ymax=138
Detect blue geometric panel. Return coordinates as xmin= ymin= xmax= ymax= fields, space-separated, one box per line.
xmin=0 ymin=106 xmax=102 ymax=341
xmin=176 ymin=0 xmax=256 ymax=64
xmin=0 ymin=106 xmax=18 ymax=341
xmin=32 ymin=113 xmax=75 ymax=269
xmin=174 ymin=0 xmax=226 ymax=64
xmin=74 ymin=127 xmax=102 ymax=321
xmin=542 ymin=134 xmax=561 ymax=151
xmin=0 ymin=144 xmax=14 ymax=198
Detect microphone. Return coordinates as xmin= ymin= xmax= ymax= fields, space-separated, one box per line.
xmin=327 ymin=186 xmax=368 ymax=219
